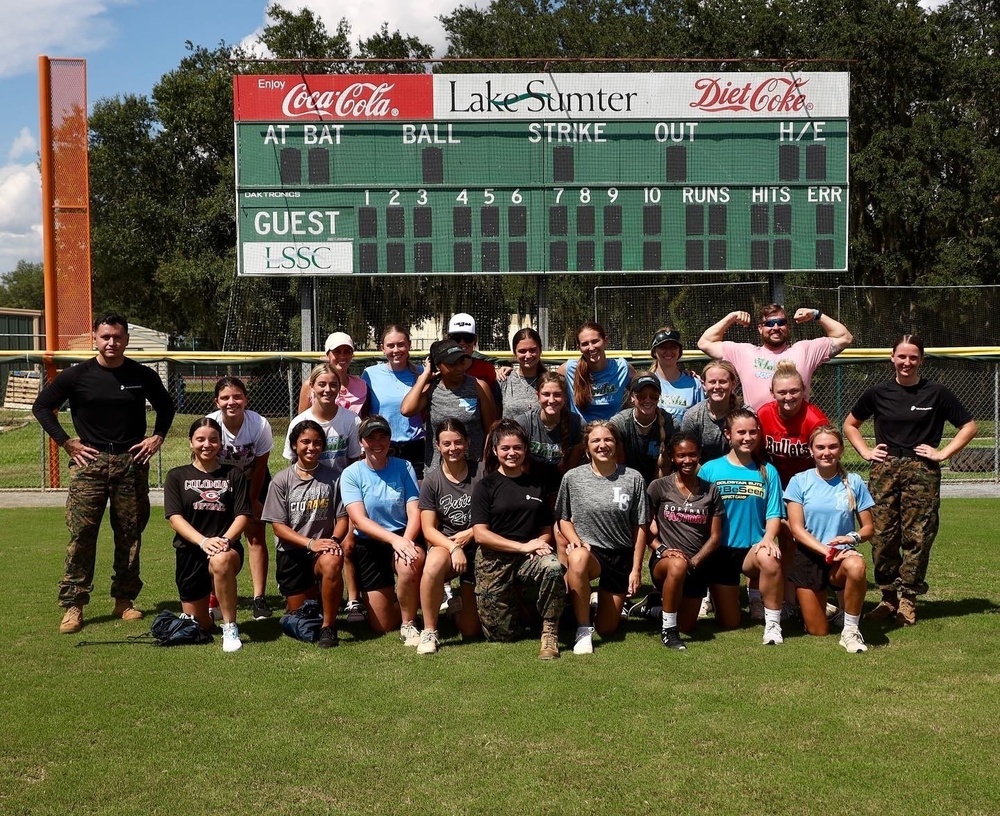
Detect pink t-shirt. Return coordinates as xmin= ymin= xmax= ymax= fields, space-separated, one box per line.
xmin=337 ymin=374 xmax=368 ymax=415
xmin=720 ymin=338 xmax=832 ymax=410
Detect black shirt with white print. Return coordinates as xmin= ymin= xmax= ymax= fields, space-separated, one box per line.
xmin=164 ymin=463 xmax=251 ymax=549
xmin=471 ymin=470 xmax=553 ymax=545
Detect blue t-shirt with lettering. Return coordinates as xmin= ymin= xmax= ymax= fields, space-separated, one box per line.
xmin=340 ymin=457 xmax=419 ymax=538
xmin=699 ymin=455 xmax=783 ymax=549
xmin=564 ymin=357 xmax=630 ymax=422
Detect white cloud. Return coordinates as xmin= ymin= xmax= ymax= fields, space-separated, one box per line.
xmin=0 ymin=161 xmax=43 ymax=269
xmin=8 ymin=128 xmax=37 ymax=162
xmin=0 ymin=0 xmax=126 ymax=79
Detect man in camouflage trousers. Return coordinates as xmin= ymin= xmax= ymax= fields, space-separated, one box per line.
xmin=32 ymin=313 xmax=175 ymax=634
xmin=475 ymin=549 xmax=565 ymax=650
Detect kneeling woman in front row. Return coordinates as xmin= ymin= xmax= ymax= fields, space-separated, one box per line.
xmin=341 ymin=415 xmax=425 ymax=645
xmin=472 ymin=419 xmax=567 ymax=660
xmin=164 ymin=417 xmax=251 ymax=653
xmin=262 ymin=419 xmax=349 ymax=649
xmin=784 ymin=425 xmax=874 ymax=653
xmin=557 ymin=421 xmax=648 ymax=655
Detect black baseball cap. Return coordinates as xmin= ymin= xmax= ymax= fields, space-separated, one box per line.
xmin=650 ymin=329 xmax=683 ymax=355
xmin=630 ymin=374 xmax=661 ymax=393
xmin=430 ymin=339 xmax=469 ymax=367
xmin=359 ymin=415 xmax=392 ymax=439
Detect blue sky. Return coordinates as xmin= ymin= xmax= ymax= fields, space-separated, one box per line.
xmin=0 ymin=0 xmax=456 ymax=274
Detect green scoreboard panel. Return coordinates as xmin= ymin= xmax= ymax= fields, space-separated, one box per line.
xmin=234 ymin=73 xmax=849 ymax=276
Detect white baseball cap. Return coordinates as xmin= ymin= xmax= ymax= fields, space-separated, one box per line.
xmin=447 ymin=313 xmax=476 ymax=335
xmin=324 ymin=332 xmax=354 ymax=352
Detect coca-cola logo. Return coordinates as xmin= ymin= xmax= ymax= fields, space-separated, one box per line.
xmin=280 ymin=82 xmax=400 ymax=118
xmin=690 ymin=77 xmax=811 ymax=113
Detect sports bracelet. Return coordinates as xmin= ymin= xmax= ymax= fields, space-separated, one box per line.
xmin=306 ymin=538 xmax=315 ymax=552
xmin=847 ymin=531 xmax=862 ymax=545
xmin=813 ymin=308 xmax=822 ymax=320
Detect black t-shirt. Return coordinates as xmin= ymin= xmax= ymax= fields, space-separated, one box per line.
xmin=32 ymin=357 xmax=175 ymax=446
xmin=850 ymin=378 xmax=973 ymax=450
xmin=471 ymin=469 xmax=553 ymax=544
xmin=163 ymin=463 xmax=251 ymax=549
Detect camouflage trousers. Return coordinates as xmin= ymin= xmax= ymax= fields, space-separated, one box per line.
xmin=475 ymin=549 xmax=566 ymax=642
xmin=868 ymin=456 xmax=941 ymax=596
xmin=60 ymin=453 xmax=150 ymax=607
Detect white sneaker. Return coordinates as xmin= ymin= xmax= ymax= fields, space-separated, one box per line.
xmin=573 ymin=626 xmax=594 ymax=655
xmin=221 ymin=622 xmax=242 ymax=652
xmin=698 ymin=594 xmax=714 ymax=619
xmin=400 ymin=621 xmax=421 ymax=647
xmin=440 ymin=582 xmax=455 ymax=613
xmin=762 ymin=620 xmax=784 ymax=646
xmin=416 ymin=628 xmax=439 ymax=654
xmin=749 ymin=597 xmax=765 ymax=622
xmin=839 ymin=628 xmax=868 ymax=653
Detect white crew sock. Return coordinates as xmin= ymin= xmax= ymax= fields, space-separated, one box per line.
xmin=661 ymin=611 xmax=677 ymax=629
xmin=763 ymin=607 xmax=781 ymax=626
xmin=844 ymin=612 xmax=861 ymax=630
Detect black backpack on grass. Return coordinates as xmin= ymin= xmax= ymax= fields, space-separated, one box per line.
xmin=146 ymin=610 xmax=213 ymax=646
xmin=280 ymin=600 xmax=322 ymax=643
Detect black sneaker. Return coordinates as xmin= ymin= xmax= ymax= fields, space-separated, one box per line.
xmin=317 ymin=626 xmax=339 ymax=648
xmin=251 ymin=596 xmax=272 ymax=621
xmin=660 ymin=627 xmax=686 ymax=651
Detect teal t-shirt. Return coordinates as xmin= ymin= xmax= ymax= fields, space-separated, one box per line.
xmin=699 ymin=455 xmax=783 ymax=549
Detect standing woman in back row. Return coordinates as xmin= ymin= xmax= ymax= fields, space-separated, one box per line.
xmin=500 ymin=328 xmax=546 ymax=419
xmin=843 ymin=335 xmax=976 ymax=626
xmin=559 ymin=322 xmax=636 ymax=422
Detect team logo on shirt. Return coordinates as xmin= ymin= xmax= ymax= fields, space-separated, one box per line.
xmin=184 ymin=478 xmax=231 ymax=511
xmin=612 ymin=487 xmax=630 ymax=511
xmin=457 ymin=397 xmax=478 ymax=414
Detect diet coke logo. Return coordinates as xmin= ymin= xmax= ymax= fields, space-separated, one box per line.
xmin=281 ymin=82 xmax=399 ymax=119
xmin=690 ymin=77 xmax=811 ymax=113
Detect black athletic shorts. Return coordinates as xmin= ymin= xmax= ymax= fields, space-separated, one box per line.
xmin=351 ymin=532 xmax=425 ymax=592
xmin=789 ymin=545 xmax=845 ymax=592
xmin=703 ymin=546 xmax=749 ymax=587
xmin=392 ymin=439 xmax=425 ymax=482
xmin=457 ymin=542 xmax=477 ymax=586
xmin=591 ymin=547 xmax=632 ymax=595
xmin=649 ymin=551 xmax=710 ymax=599
xmin=276 ymin=546 xmax=317 ymax=597
xmin=175 ymin=540 xmax=244 ymax=603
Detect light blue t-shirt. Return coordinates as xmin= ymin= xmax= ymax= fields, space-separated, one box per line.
xmin=361 ymin=363 xmax=425 ymax=443
xmin=564 ymin=357 xmax=630 ymax=422
xmin=655 ymin=372 xmax=705 ymax=425
xmin=340 ymin=457 xmax=419 ymax=538
xmin=783 ymin=470 xmax=875 ymax=545
xmin=699 ymin=455 xmax=784 ymax=549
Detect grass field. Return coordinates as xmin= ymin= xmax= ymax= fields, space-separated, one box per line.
xmin=1 ymin=501 xmax=998 ymax=815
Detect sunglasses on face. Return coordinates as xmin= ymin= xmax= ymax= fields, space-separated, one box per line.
xmin=761 ymin=318 xmax=788 ymax=328
xmin=450 ymin=333 xmax=476 ymax=344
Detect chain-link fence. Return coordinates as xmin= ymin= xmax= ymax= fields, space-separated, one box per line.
xmin=1 ymin=349 xmax=996 ymax=490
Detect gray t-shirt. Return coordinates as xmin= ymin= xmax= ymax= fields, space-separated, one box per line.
xmin=609 ymin=407 xmax=676 ymax=485
xmin=555 ymin=463 xmax=648 ymax=551
xmin=261 ymin=465 xmax=342 ymax=552
xmin=425 ymin=375 xmax=484 ymax=468
xmin=646 ymin=475 xmax=725 ymax=559
xmin=418 ymin=461 xmax=482 ymax=538
xmin=513 ymin=407 xmax=584 ymax=496
xmin=499 ymin=371 xmax=540 ymax=419
xmin=681 ymin=401 xmax=748 ymax=462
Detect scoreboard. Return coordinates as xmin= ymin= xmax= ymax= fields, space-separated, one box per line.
xmin=233 ymin=73 xmax=849 ymax=276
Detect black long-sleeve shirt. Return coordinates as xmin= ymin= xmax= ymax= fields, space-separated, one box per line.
xmin=32 ymin=357 xmax=176 ymax=447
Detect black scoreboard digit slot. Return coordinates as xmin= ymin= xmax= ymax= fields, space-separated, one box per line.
xmin=806 ymin=145 xmax=827 ymax=180
xmin=509 ymin=207 xmax=527 ymax=237
xmin=553 ymin=147 xmax=574 ymax=183
xmin=643 ymin=206 xmax=662 ymax=236
xmin=708 ymin=205 xmax=727 ymax=236
xmin=387 ymin=243 xmax=406 ymax=273
xmin=577 ymin=206 xmax=595 ymax=236
xmin=453 ymin=207 xmax=472 ymax=238
xmin=279 ymin=148 xmax=301 ymax=185
xmin=751 ymin=205 xmax=769 ymax=234
xmin=686 ymin=205 xmax=703 ymax=236
xmin=386 ymin=208 xmax=405 ymax=238
xmin=422 ymin=148 xmax=444 ymax=184
xmin=358 ymin=207 xmax=378 ymax=239
xmin=481 ymin=207 xmax=500 ymax=237
xmin=816 ymin=240 xmax=834 ymax=268
xmin=779 ymin=145 xmax=799 ymax=181
xmin=359 ymin=244 xmax=378 ymax=274
xmin=643 ymin=242 xmax=661 ymax=270
xmin=665 ymin=146 xmax=687 ymax=182
xmin=603 ymin=242 xmax=623 ymax=270
xmin=774 ymin=205 xmax=792 ymax=234
xmin=774 ymin=240 xmax=792 ymax=269
xmin=550 ymin=241 xmax=568 ymax=270
xmin=685 ymin=241 xmax=704 ymax=270
xmin=509 ymin=242 xmax=527 ymax=272
xmin=307 ymin=148 xmax=329 ymax=184
xmin=816 ymin=205 xmax=834 ymax=235
xmin=414 ymin=208 xmax=433 ymax=238
xmin=708 ymin=240 xmax=726 ymax=270
xmin=577 ymin=242 xmax=595 ymax=271
xmin=454 ymin=243 xmax=472 ymax=273
xmin=549 ymin=206 xmax=568 ymax=236
xmin=415 ymin=243 xmax=433 ymax=274
xmin=603 ymin=206 xmax=622 ymax=236
xmin=751 ymin=241 xmax=770 ymax=269
xmin=482 ymin=243 xmax=500 ymax=273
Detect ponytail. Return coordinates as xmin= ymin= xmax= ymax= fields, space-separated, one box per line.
xmin=572 ymin=321 xmax=607 ymax=411
xmin=654 ymin=410 xmax=670 ymax=479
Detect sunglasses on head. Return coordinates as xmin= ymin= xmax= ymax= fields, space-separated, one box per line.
xmin=450 ymin=333 xmax=476 ymax=343
xmin=761 ymin=318 xmax=788 ymax=328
